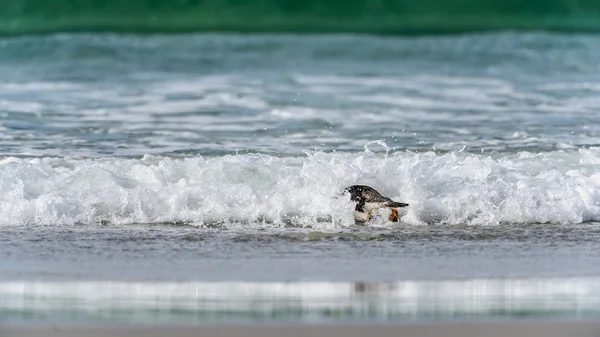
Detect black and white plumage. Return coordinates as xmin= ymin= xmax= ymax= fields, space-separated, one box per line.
xmin=345 ymin=185 xmax=409 ymax=222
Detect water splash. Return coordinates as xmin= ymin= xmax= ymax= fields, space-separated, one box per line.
xmin=2 ymin=148 xmax=600 ymax=227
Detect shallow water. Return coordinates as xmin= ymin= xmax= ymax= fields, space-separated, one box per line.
xmin=1 ymin=224 xmax=599 ymax=281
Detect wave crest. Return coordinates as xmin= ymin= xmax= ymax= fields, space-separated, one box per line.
xmin=2 ymin=149 xmax=600 ymax=227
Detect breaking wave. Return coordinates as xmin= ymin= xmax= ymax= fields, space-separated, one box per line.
xmin=3 ymin=148 xmax=600 ymax=228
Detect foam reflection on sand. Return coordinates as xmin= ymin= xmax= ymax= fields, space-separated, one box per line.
xmin=1 ymin=277 xmax=599 ymax=324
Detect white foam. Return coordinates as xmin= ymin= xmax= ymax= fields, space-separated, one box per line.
xmin=2 ymin=149 xmax=600 ymax=227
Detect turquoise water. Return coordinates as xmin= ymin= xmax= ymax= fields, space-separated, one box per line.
xmin=3 ymin=0 xmax=600 ymax=35
xmin=2 ymin=33 xmax=600 ymax=226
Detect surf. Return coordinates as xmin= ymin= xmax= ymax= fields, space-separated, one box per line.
xmin=2 ymin=148 xmax=600 ymax=227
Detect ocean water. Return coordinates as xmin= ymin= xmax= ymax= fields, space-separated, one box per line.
xmin=2 ymin=32 xmax=600 ymax=324
xmin=3 ymin=0 xmax=600 ymax=35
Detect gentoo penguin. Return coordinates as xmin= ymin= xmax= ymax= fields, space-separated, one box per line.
xmin=345 ymin=185 xmax=409 ymax=223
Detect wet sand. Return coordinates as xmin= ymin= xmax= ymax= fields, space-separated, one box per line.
xmin=2 ymin=321 xmax=600 ymax=337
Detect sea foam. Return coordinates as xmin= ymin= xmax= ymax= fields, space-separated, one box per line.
xmin=2 ymin=148 xmax=600 ymax=227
